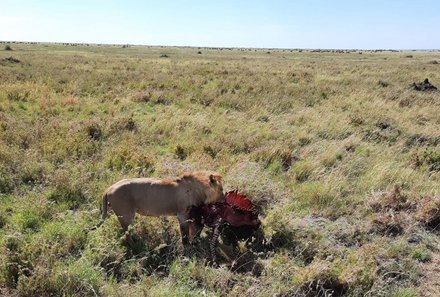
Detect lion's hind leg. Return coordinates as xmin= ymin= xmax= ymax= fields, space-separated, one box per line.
xmin=107 ymin=194 xmax=136 ymax=232
xmin=112 ymin=207 xmax=136 ymax=248
xmin=115 ymin=210 xmax=135 ymax=232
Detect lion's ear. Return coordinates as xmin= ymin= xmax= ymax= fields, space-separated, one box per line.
xmin=209 ymin=174 xmax=216 ymax=184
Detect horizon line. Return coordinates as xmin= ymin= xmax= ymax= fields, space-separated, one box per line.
xmin=1 ymin=40 xmax=439 ymax=52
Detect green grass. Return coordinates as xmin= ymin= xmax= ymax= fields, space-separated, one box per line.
xmin=0 ymin=42 xmax=439 ymax=296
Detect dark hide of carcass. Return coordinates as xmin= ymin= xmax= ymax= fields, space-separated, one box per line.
xmin=188 ymin=190 xmax=261 ymax=262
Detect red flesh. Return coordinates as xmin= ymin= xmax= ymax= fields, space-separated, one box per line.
xmin=190 ymin=190 xmax=260 ymax=228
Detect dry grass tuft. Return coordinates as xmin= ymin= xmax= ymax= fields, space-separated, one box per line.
xmin=371 ymin=213 xmax=405 ymax=236
xmin=369 ymin=185 xmax=415 ymax=212
xmin=416 ymin=197 xmax=440 ymax=231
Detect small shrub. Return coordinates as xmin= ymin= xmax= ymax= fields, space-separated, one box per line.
xmin=175 ymin=145 xmax=187 ymax=160
xmin=84 ymin=221 xmax=126 ymax=277
xmin=256 ymin=148 xmax=295 ymax=173
xmin=125 ymin=117 xmax=136 ymax=131
xmin=298 ymin=136 xmax=311 ymax=146
xmin=295 ymin=260 xmax=349 ymax=297
xmin=376 ymin=120 xmax=391 ymax=130
xmin=399 ymin=98 xmax=412 ymax=108
xmin=389 ymin=287 xmax=419 ymax=297
xmin=4 ymin=45 xmax=12 ymax=51
xmin=135 ymin=155 xmax=155 ymax=177
xmin=266 ymin=216 xmax=328 ymax=264
xmin=203 ymin=145 xmax=218 ymax=158
xmin=133 ymin=91 xmax=151 ymax=103
xmin=376 ymin=246 xmax=420 ymax=286
xmin=292 ymin=161 xmax=313 ymax=182
xmin=2 ymin=56 xmax=20 ymax=63
xmin=257 ymin=115 xmax=269 ymax=122
xmin=0 ymin=211 xmax=7 ymax=229
xmin=364 ymin=120 xmax=401 ymax=144
xmin=46 ymin=173 xmax=87 ymax=209
xmin=410 ymin=246 xmax=431 ymax=262
xmin=109 ymin=116 xmax=137 ymax=134
xmin=17 ymin=263 xmax=56 ymax=297
xmin=321 ymin=152 xmax=343 ymax=169
xmin=169 ymin=258 xmax=208 ymax=289
xmin=49 ymin=259 xmax=104 ymax=296
xmin=231 ymin=142 xmax=250 ymax=155
xmin=296 ymin=182 xmax=335 ymax=211
xmin=422 ymin=149 xmax=440 ymax=172
xmin=371 ymin=213 xmax=404 ymax=236
xmin=1 ymin=234 xmax=33 ymax=288
xmin=40 ymin=221 xmax=86 ymax=256
xmin=155 ymin=96 xmax=171 ymax=105
xmin=0 ymin=167 xmax=15 ymax=194
xmin=369 ymin=185 xmax=414 ymax=212
xmin=13 ymin=209 xmax=44 ymax=232
xmin=350 ymin=115 xmax=364 ymax=126
xmin=86 ymin=122 xmax=103 ymax=141
xmin=199 ymin=97 xmax=213 ymax=106
xmin=410 ymin=152 xmax=423 ymax=169
xmin=280 ymin=152 xmax=294 ymax=172
xmin=405 ymin=134 xmax=438 ymax=147
xmin=20 ymin=162 xmax=45 ymax=185
xmin=7 ymin=90 xmax=30 ymax=102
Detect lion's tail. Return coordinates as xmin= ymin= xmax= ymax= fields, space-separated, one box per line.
xmin=87 ymin=193 xmax=108 ymax=232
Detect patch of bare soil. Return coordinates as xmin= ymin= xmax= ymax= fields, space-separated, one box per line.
xmin=420 ymin=252 xmax=440 ymax=297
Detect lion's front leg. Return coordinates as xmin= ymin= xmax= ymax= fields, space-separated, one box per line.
xmin=209 ymin=219 xmax=223 ymax=265
xmin=177 ymin=212 xmax=191 ymax=245
xmin=188 ymin=219 xmax=204 ymax=244
xmin=187 ymin=205 xmax=204 ymax=242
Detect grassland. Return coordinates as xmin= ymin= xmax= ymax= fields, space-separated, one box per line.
xmin=0 ymin=42 xmax=439 ymax=296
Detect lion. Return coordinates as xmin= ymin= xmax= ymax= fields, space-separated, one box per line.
xmin=98 ymin=171 xmax=224 ymax=244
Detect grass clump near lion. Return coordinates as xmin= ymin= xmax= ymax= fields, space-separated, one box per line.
xmin=0 ymin=43 xmax=439 ymax=296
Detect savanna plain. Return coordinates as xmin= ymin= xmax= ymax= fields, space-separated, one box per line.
xmin=0 ymin=43 xmax=440 ymax=296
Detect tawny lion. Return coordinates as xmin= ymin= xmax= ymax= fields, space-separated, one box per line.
xmin=98 ymin=171 xmax=224 ymax=244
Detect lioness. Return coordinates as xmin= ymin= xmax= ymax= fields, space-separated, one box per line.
xmin=100 ymin=171 xmax=224 ymax=244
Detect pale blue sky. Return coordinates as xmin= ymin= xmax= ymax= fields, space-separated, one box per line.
xmin=1 ymin=0 xmax=439 ymax=49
